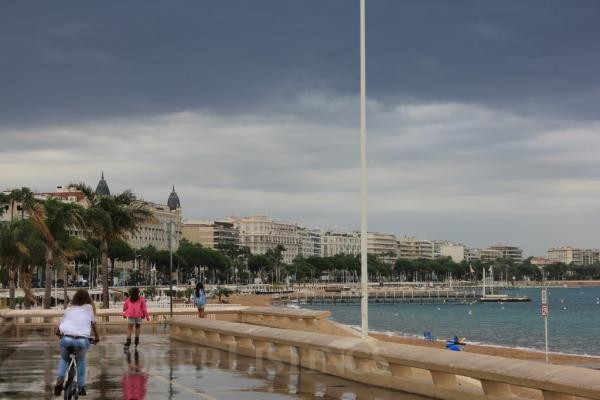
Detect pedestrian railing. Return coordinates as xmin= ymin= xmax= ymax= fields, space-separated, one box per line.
xmin=0 ymin=304 xmax=246 ymax=326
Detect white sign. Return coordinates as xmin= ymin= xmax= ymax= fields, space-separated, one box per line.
xmin=541 ymin=288 xmax=548 ymax=305
xmin=541 ymin=304 xmax=548 ymax=317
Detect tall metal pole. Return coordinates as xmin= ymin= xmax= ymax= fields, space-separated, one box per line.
xmin=359 ymin=0 xmax=369 ymax=338
xmin=168 ymin=221 xmax=173 ymax=318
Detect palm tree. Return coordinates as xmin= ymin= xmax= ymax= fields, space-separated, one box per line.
xmin=6 ymin=187 xmax=36 ymax=220
xmin=18 ymin=225 xmax=45 ymax=309
xmin=29 ymin=198 xmax=86 ymax=308
xmin=71 ymin=184 xmax=154 ymax=308
xmin=0 ymin=192 xmax=9 ymax=217
xmin=0 ymin=220 xmax=37 ymax=308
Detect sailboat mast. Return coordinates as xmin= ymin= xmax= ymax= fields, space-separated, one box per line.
xmin=482 ymin=267 xmax=486 ymax=297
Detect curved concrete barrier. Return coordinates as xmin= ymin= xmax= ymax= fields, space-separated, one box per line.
xmin=169 ymin=318 xmax=600 ymax=400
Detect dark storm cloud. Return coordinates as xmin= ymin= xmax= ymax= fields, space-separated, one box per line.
xmin=1 ymin=0 xmax=600 ymax=129
xmin=2 ymin=1 xmax=600 ymax=256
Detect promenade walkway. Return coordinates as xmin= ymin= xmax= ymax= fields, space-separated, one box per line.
xmin=0 ymin=329 xmax=429 ymax=400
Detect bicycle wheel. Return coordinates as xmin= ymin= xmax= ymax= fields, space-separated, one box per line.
xmin=63 ymin=366 xmax=78 ymax=400
xmin=63 ymin=382 xmax=78 ymax=400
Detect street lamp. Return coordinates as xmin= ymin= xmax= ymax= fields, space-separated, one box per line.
xmin=167 ymin=220 xmax=173 ymax=318
xmin=359 ymin=0 xmax=369 ymax=338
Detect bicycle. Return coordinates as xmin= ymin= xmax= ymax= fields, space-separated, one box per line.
xmin=57 ymin=336 xmax=99 ymax=400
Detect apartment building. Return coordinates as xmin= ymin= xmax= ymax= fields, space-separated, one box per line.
xmin=547 ymin=247 xmax=600 ymax=265
xmin=466 ymin=248 xmax=481 ymax=261
xmin=226 ymin=215 xmax=301 ymax=264
xmin=299 ymin=229 xmax=322 ymax=258
xmin=398 ymin=236 xmax=434 ymax=260
xmin=439 ymin=243 xmax=466 ymax=263
xmin=479 ymin=245 xmax=523 ymax=263
xmin=366 ymin=232 xmax=398 ymax=264
xmin=582 ymin=249 xmax=600 ymax=265
xmin=182 ymin=219 xmax=239 ymax=250
xmin=321 ymin=231 xmax=360 ymax=257
xmin=479 ymin=248 xmax=502 ymax=263
xmin=490 ymin=246 xmax=523 ymax=262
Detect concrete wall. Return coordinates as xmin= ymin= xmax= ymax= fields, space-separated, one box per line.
xmin=170 ymin=317 xmax=600 ymax=400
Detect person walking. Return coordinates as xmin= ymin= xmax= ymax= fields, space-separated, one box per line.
xmin=122 ymin=287 xmax=149 ymax=351
xmin=54 ymin=288 xmax=100 ymax=397
xmin=194 ymin=282 xmax=206 ymax=318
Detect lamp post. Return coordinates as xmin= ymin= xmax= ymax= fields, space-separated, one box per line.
xmin=167 ymin=221 xmax=173 ymax=318
xmin=359 ymin=0 xmax=369 ymax=338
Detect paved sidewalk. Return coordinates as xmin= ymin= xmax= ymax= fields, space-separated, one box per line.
xmin=0 ymin=329 xmax=429 ymax=400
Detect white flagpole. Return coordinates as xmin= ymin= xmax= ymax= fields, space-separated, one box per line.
xmin=360 ymin=0 xmax=369 ymax=338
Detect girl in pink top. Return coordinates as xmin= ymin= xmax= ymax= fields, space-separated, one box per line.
xmin=122 ymin=287 xmax=149 ymax=351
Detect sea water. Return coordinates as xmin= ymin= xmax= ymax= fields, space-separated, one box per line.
xmin=305 ymin=287 xmax=600 ymax=356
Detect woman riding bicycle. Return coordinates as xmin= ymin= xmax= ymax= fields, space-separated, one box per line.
xmin=54 ymin=288 xmax=100 ymax=397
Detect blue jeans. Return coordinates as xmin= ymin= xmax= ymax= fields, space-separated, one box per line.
xmin=57 ymin=337 xmax=89 ymax=389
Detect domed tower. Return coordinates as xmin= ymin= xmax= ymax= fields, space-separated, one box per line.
xmin=167 ymin=185 xmax=181 ymax=211
xmin=95 ymin=172 xmax=111 ymax=196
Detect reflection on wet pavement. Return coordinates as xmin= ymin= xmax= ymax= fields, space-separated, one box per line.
xmin=0 ymin=329 xmax=431 ymax=400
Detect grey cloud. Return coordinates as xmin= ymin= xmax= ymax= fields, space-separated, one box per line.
xmin=2 ymin=94 xmax=600 ymax=255
xmin=2 ymin=1 xmax=600 ymax=256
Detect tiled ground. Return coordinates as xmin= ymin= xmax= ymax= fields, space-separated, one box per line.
xmin=0 ymin=329 xmax=429 ymax=400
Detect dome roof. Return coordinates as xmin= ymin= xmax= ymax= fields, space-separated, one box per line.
xmin=95 ymin=172 xmax=111 ymax=196
xmin=167 ymin=186 xmax=181 ymax=211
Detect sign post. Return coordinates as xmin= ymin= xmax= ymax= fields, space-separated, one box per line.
xmin=541 ymin=288 xmax=549 ymax=363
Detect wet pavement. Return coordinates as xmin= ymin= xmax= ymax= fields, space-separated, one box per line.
xmin=0 ymin=327 xmax=431 ymax=400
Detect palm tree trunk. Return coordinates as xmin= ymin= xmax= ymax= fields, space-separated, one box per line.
xmin=63 ymin=265 xmax=68 ymax=309
xmin=19 ymin=270 xmax=36 ymax=309
xmin=101 ymin=239 xmax=109 ymax=308
xmin=8 ymin=265 xmax=16 ymax=309
xmin=44 ymin=249 xmax=53 ymax=309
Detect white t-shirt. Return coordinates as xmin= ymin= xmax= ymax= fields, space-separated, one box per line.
xmin=59 ymin=304 xmax=96 ymax=337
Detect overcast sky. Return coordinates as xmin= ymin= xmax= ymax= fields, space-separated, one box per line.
xmin=2 ymin=1 xmax=600 ymax=257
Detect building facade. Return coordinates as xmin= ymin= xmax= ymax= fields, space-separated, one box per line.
xmin=547 ymin=247 xmax=600 ymax=265
xmin=439 ymin=244 xmax=466 ymax=263
xmin=486 ymin=245 xmax=523 ymax=262
xmin=366 ymin=232 xmax=398 ymax=264
xmin=299 ymin=229 xmax=322 ymax=258
xmin=398 ymin=236 xmax=435 ymax=260
xmin=182 ymin=219 xmax=239 ymax=250
xmin=320 ymin=231 xmax=361 ymax=257
xmin=227 ymin=215 xmax=301 ymax=264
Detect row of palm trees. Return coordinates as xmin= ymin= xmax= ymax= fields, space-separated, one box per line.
xmin=0 ymin=185 xmax=153 ymax=309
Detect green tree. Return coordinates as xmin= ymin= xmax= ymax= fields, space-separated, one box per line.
xmin=108 ymin=239 xmax=134 ymax=284
xmin=5 ymin=187 xmax=34 ymax=220
xmin=213 ymin=286 xmax=232 ymax=303
xmin=71 ymin=183 xmax=154 ymax=308
xmin=0 ymin=192 xmax=9 ymax=217
xmin=394 ymin=258 xmax=415 ymax=281
xmin=248 ymin=254 xmax=270 ymax=283
xmin=0 ymin=220 xmax=38 ymax=308
xmin=139 ymin=245 xmax=158 ymax=283
xmin=33 ymin=198 xmax=86 ymax=308
xmin=68 ymin=238 xmax=100 ymax=282
xmin=285 ymin=259 xmax=315 ymax=282
xmin=265 ymin=244 xmax=285 ymax=283
xmin=543 ymin=263 xmax=568 ymax=280
xmin=216 ymin=242 xmax=251 ymax=283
